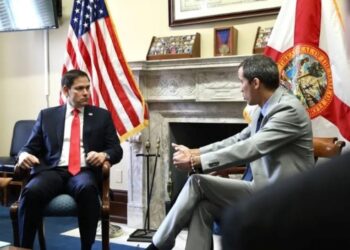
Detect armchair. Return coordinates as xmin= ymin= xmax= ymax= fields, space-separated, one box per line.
xmin=10 ymin=161 xmax=111 ymax=250
xmin=0 ymin=120 xmax=35 ymax=205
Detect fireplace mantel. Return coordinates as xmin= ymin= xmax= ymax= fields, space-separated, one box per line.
xmin=129 ymin=55 xmax=249 ymax=71
xmin=127 ymin=56 xmax=249 ymax=228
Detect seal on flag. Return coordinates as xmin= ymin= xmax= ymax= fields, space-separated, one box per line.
xmin=276 ymin=44 xmax=333 ymax=118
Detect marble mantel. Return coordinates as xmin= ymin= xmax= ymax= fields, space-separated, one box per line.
xmin=127 ymin=55 xmax=249 ymax=229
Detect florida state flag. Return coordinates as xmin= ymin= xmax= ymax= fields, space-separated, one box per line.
xmin=265 ymin=0 xmax=350 ymax=141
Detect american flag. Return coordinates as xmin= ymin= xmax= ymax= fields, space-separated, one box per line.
xmin=61 ymin=0 xmax=148 ymax=141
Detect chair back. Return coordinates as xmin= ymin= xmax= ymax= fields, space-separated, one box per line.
xmin=9 ymin=120 xmax=35 ymax=158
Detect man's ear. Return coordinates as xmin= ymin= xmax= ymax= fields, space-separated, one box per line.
xmin=252 ymin=77 xmax=261 ymax=90
xmin=62 ymin=85 xmax=69 ymax=97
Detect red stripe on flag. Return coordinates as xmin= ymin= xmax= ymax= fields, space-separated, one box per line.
xmin=294 ymin=0 xmax=321 ymax=46
xmin=85 ymin=32 xmax=100 ymax=106
xmin=62 ymin=66 xmax=67 ymax=75
xmin=322 ymin=96 xmax=350 ymax=140
xmin=91 ymin=22 xmax=128 ymax=135
xmin=66 ymin=39 xmax=78 ymax=68
xmin=105 ymin=17 xmax=144 ymax=104
xmin=95 ymin=20 xmax=141 ymax=127
xmin=264 ymin=46 xmax=282 ymax=62
xmin=78 ymin=38 xmax=92 ymax=73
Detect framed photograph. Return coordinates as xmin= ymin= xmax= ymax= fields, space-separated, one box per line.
xmin=169 ymin=0 xmax=281 ymax=27
xmin=146 ymin=33 xmax=201 ymax=60
xmin=214 ymin=26 xmax=238 ymax=56
xmin=253 ymin=26 xmax=273 ymax=54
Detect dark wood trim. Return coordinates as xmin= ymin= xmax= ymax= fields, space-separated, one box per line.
xmin=110 ymin=189 xmax=127 ymax=224
xmin=168 ymin=0 xmax=280 ymax=27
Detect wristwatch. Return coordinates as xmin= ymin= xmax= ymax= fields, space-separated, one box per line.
xmin=104 ymin=152 xmax=111 ymax=161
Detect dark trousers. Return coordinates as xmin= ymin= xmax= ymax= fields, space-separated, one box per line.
xmin=18 ymin=167 xmax=101 ymax=250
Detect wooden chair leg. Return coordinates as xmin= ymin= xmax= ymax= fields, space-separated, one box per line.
xmin=101 ymin=162 xmax=110 ymax=250
xmin=1 ymin=177 xmax=13 ymax=206
xmin=101 ymin=216 xmax=110 ymax=250
xmin=10 ymin=201 xmax=20 ymax=246
xmin=3 ymin=186 xmax=7 ymax=205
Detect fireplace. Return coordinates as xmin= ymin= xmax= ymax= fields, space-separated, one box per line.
xmin=168 ymin=122 xmax=247 ymax=206
xmin=127 ymin=55 xmax=249 ymax=229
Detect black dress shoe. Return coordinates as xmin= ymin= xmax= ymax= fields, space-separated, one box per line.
xmin=145 ymin=242 xmax=159 ymax=250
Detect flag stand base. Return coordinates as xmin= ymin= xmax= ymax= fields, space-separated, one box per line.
xmin=127 ymin=229 xmax=156 ymax=242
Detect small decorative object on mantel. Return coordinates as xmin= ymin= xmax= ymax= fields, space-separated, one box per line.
xmin=253 ymin=26 xmax=273 ymax=54
xmin=214 ymin=26 xmax=238 ymax=56
xmin=147 ymin=33 xmax=200 ymax=60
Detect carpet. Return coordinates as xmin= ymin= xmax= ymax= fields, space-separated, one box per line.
xmin=0 ymin=205 xmax=143 ymax=250
xmin=1 ymin=205 xmax=223 ymax=249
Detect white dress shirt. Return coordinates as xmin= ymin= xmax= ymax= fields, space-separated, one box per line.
xmin=58 ymin=104 xmax=87 ymax=167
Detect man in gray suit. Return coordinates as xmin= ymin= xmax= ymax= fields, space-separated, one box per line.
xmin=146 ymin=55 xmax=314 ymax=250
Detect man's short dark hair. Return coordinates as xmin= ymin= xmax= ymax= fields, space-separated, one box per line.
xmin=239 ymin=55 xmax=280 ymax=90
xmin=61 ymin=69 xmax=90 ymax=88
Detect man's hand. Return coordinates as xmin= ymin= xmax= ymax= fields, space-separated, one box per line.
xmin=86 ymin=151 xmax=108 ymax=167
xmin=17 ymin=152 xmax=40 ymax=170
xmin=172 ymin=143 xmax=192 ymax=171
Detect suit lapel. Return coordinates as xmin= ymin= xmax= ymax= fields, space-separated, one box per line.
xmin=252 ymin=108 xmax=262 ymax=134
xmin=56 ymin=105 xmax=66 ymax=146
xmin=83 ymin=106 xmax=94 ymax=153
xmin=265 ymin=87 xmax=285 ymax=115
xmin=255 ymin=87 xmax=286 ymax=132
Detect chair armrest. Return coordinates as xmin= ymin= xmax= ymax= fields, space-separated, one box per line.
xmin=13 ymin=164 xmax=31 ymax=188
xmin=101 ymin=161 xmax=110 ymax=218
xmin=313 ymin=137 xmax=346 ymax=159
xmin=0 ymin=164 xmax=16 ymax=172
xmin=0 ymin=177 xmax=13 ymax=188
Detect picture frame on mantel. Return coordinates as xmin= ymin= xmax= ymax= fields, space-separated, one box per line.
xmin=146 ymin=33 xmax=200 ymax=60
xmin=168 ymin=0 xmax=281 ymax=27
xmin=253 ymin=26 xmax=273 ymax=54
xmin=214 ymin=26 xmax=238 ymax=56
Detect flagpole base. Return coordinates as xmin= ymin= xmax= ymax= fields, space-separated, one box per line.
xmin=127 ymin=228 xmax=157 ymax=242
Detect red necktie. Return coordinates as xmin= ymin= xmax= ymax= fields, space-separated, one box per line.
xmin=68 ymin=109 xmax=81 ymax=175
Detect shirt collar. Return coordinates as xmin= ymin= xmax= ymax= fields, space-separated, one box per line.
xmin=260 ymin=97 xmax=270 ymax=117
xmin=66 ymin=103 xmax=84 ymax=117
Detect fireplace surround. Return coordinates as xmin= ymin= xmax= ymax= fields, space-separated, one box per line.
xmin=127 ymin=55 xmax=249 ymax=229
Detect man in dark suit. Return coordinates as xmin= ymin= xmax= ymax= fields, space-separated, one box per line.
xmin=16 ymin=69 xmax=123 ymax=250
xmin=221 ymin=152 xmax=350 ymax=250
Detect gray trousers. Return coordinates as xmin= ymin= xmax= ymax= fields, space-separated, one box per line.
xmin=153 ymin=174 xmax=254 ymax=250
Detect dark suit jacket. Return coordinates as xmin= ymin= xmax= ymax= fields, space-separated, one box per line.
xmin=221 ymin=152 xmax=350 ymax=250
xmin=20 ymin=105 xmax=123 ymax=174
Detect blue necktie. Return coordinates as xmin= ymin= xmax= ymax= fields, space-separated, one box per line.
xmin=242 ymin=113 xmax=264 ymax=181
xmin=255 ymin=112 xmax=264 ymax=132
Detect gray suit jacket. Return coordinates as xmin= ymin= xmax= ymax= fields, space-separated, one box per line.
xmin=200 ymin=87 xmax=315 ymax=188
